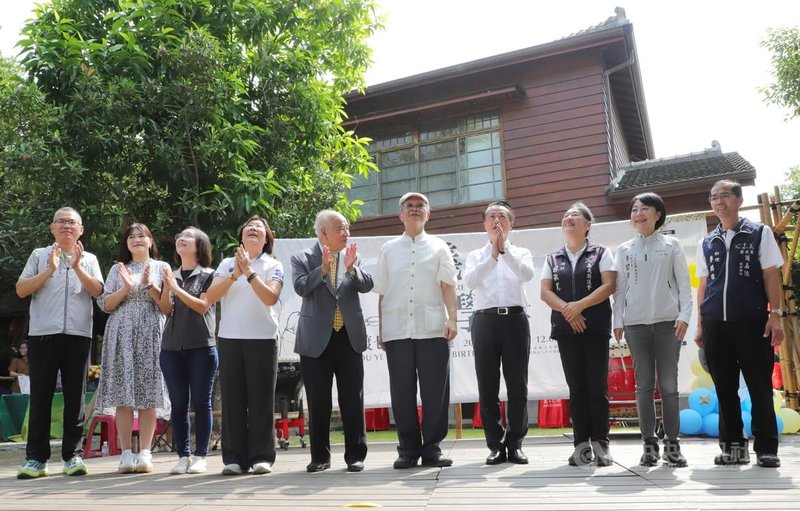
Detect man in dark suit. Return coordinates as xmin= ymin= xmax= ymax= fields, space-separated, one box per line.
xmin=291 ymin=210 xmax=374 ymax=472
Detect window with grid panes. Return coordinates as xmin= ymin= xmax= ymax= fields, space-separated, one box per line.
xmin=347 ymin=112 xmax=503 ymax=216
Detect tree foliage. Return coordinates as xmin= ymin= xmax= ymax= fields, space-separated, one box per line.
xmin=779 ymin=165 xmax=800 ymax=203
xmin=4 ymin=0 xmax=379 ymax=287
xmin=762 ymin=26 xmax=800 ymax=119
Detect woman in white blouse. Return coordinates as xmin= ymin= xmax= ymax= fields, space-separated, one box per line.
xmin=206 ymin=215 xmax=284 ymax=476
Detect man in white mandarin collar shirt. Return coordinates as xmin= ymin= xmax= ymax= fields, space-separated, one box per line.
xmin=373 ymin=192 xmax=458 ymax=469
xmin=464 ymin=201 xmax=534 ymax=465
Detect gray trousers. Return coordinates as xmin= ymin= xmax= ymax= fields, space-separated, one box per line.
xmin=624 ymin=322 xmax=682 ymax=442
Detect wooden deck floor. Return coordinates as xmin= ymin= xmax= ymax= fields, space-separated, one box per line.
xmin=0 ymin=435 xmax=798 ymax=510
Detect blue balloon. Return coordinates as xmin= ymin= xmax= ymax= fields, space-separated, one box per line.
xmin=703 ymin=413 xmax=720 ymax=437
xmin=688 ymin=388 xmax=717 ymax=417
xmin=742 ymin=411 xmax=753 ymax=438
xmin=712 ymin=390 xmax=719 ymax=414
xmin=680 ymin=408 xmax=703 ymax=435
xmin=776 ymin=414 xmax=784 ymax=435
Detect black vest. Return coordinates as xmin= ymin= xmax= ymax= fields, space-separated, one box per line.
xmin=700 ymin=217 xmax=768 ymax=322
xmin=547 ymin=243 xmax=612 ymax=339
xmin=161 ymin=267 xmax=217 ymax=351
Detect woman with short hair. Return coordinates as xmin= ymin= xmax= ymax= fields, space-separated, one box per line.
xmin=613 ymin=192 xmax=692 ymax=467
xmin=206 ymin=215 xmax=284 ymax=476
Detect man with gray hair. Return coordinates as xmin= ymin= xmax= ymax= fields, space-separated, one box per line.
xmin=15 ymin=207 xmax=104 ymax=479
xmin=291 ymin=210 xmax=374 ymax=472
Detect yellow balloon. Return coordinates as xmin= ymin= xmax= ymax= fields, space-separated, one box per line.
xmin=688 ymin=262 xmax=700 ymax=289
xmin=690 ymin=357 xmax=708 ymax=377
xmin=773 ymin=390 xmax=784 ymax=412
xmin=692 ymin=373 xmax=713 ymax=390
xmin=778 ymin=408 xmax=800 ymax=434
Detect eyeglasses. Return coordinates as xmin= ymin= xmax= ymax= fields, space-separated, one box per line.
xmin=708 ymin=192 xmax=736 ymax=203
xmin=53 ymin=219 xmax=81 ymax=227
xmin=175 ymin=232 xmax=196 ymax=240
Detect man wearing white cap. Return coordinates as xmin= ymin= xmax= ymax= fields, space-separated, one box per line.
xmin=373 ymin=192 xmax=458 ymax=469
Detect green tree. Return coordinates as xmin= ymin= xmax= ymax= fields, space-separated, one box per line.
xmin=0 ymin=57 xmax=79 ymax=288
xmin=779 ymin=164 xmax=800 ymax=202
xmin=9 ymin=0 xmax=379 ymax=278
xmin=762 ymin=26 xmax=800 ymax=119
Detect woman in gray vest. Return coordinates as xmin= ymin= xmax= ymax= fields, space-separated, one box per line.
xmin=541 ymin=203 xmax=616 ymax=466
xmin=613 ymin=193 xmax=692 ymax=467
xmin=158 ymin=227 xmax=219 ymax=475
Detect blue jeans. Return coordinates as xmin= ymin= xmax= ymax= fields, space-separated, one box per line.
xmin=625 ymin=322 xmax=681 ymax=442
xmin=160 ymin=347 xmax=219 ymax=457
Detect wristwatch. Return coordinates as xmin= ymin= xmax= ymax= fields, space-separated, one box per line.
xmin=771 ymin=309 xmax=787 ymax=317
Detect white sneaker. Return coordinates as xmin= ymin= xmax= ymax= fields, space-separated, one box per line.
xmin=170 ymin=456 xmax=192 ymax=475
xmin=252 ymin=461 xmax=272 ymax=474
xmin=119 ymin=450 xmax=136 ymax=474
xmin=221 ymin=463 xmax=244 ymax=475
xmin=187 ymin=456 xmax=207 ymax=474
xmin=135 ymin=449 xmax=153 ymax=473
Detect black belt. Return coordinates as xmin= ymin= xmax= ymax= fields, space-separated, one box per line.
xmin=475 ymin=306 xmax=525 ymax=315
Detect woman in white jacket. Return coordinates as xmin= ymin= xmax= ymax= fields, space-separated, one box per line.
xmin=613 ymin=192 xmax=692 ymax=467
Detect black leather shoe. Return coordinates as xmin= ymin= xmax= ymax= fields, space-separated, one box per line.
xmin=421 ymin=455 xmax=453 ymax=467
xmin=347 ymin=461 xmax=365 ymax=472
xmin=393 ymin=455 xmax=419 ymax=469
xmin=507 ymin=448 xmax=529 ymax=465
xmin=306 ymin=461 xmax=331 ymax=473
xmin=486 ymin=450 xmax=507 ymax=465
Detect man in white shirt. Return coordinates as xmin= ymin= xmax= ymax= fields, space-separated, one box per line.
xmin=464 ymin=201 xmax=535 ymax=465
xmin=374 ymin=192 xmax=458 ymax=469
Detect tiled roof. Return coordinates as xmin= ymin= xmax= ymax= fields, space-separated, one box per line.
xmin=613 ymin=147 xmax=756 ymax=192
xmin=564 ymin=7 xmax=629 ymax=38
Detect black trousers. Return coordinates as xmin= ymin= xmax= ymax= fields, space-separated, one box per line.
xmin=702 ymin=317 xmax=778 ymax=454
xmin=556 ymin=333 xmax=610 ymax=445
xmin=218 ymin=338 xmax=277 ymax=467
xmin=472 ymin=311 xmax=530 ymax=451
xmin=385 ymin=338 xmax=450 ymax=460
xmin=27 ymin=334 xmax=91 ymax=463
xmin=300 ymin=327 xmax=367 ymax=465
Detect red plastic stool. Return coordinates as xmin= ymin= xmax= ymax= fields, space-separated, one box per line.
xmin=83 ymin=415 xmax=120 ymax=458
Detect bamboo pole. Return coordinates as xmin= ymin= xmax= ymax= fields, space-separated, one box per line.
xmin=768 ymin=192 xmax=800 ymax=409
xmin=454 ymin=403 xmax=463 ymax=439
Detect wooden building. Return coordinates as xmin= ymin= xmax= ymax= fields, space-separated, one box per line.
xmin=344 ymin=8 xmax=755 ymax=235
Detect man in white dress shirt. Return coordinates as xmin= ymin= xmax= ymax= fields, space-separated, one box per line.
xmin=374 ymin=192 xmax=458 ymax=469
xmin=464 ymin=201 xmax=535 ymax=465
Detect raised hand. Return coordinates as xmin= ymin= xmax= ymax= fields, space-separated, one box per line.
xmin=142 ymin=263 xmax=152 ymax=288
xmin=117 ymin=262 xmax=134 ymax=290
xmin=343 ymin=243 xmax=358 ymax=272
xmin=235 ymin=245 xmax=253 ymax=277
xmin=48 ymin=243 xmax=61 ymax=272
xmin=69 ymin=241 xmax=84 ymax=269
xmin=494 ymin=221 xmax=507 ymax=252
xmin=321 ymin=245 xmax=332 ymax=276
xmin=162 ymin=267 xmax=177 ymax=291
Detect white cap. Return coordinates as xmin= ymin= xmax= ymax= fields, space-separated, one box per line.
xmin=398 ymin=192 xmax=429 ymax=207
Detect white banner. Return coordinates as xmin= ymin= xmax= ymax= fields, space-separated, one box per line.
xmin=273 ymin=213 xmax=708 ymax=408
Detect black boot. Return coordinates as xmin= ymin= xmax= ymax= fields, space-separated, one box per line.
xmin=662 ymin=439 xmax=687 ymax=467
xmin=639 ymin=439 xmax=660 ymax=467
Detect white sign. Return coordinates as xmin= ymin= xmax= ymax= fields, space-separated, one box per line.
xmin=273 ymin=214 xmax=707 ymax=408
